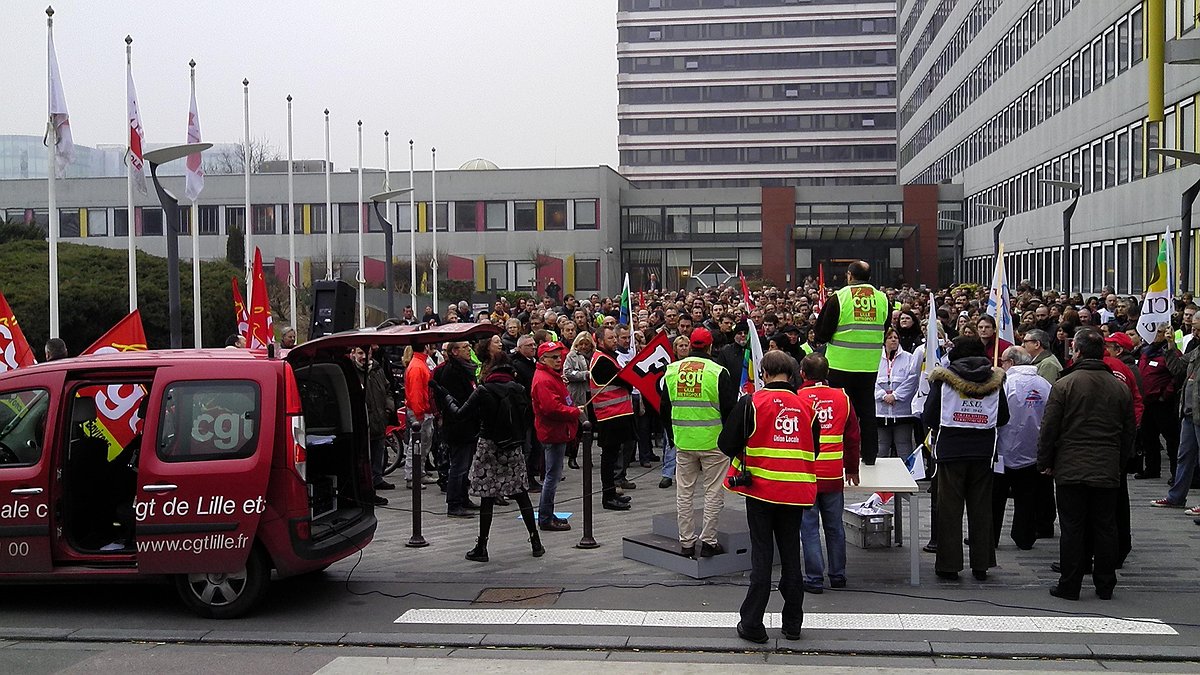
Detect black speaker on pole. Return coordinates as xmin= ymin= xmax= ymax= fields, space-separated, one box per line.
xmin=310 ymin=280 xmax=356 ymax=338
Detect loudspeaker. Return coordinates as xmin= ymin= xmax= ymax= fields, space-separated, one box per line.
xmin=310 ymin=280 xmax=356 ymax=338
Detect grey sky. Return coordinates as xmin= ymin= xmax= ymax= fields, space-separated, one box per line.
xmin=6 ymin=0 xmax=619 ymax=171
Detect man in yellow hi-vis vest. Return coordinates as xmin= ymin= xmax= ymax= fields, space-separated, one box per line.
xmin=660 ymin=327 xmax=738 ymax=558
xmin=813 ymin=261 xmax=890 ymax=465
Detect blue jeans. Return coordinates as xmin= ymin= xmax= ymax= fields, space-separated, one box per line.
xmin=1167 ymin=419 xmax=1199 ymax=505
xmin=661 ymin=440 xmax=677 ymax=478
xmin=538 ymin=442 xmax=566 ymax=525
xmin=800 ymin=491 xmax=846 ymax=586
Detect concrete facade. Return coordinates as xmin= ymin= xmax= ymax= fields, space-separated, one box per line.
xmin=898 ymin=0 xmax=1200 ymax=295
xmin=617 ymin=0 xmax=898 ymax=187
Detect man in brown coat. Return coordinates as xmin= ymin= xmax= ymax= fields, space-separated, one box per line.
xmin=1038 ymin=328 xmax=1135 ymax=601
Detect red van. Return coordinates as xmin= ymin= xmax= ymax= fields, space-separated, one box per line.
xmin=0 ymin=322 xmax=498 ymax=618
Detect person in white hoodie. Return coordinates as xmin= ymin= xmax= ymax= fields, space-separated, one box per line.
xmin=994 ymin=345 xmax=1051 ymax=550
xmin=876 ymin=328 xmax=919 ymax=460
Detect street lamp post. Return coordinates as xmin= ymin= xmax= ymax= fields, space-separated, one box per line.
xmin=144 ymin=142 xmax=213 ymax=349
xmin=1151 ymin=147 xmax=1200 ymax=294
xmin=1040 ymin=179 xmax=1083 ymax=294
xmin=370 ymin=188 xmax=415 ymax=318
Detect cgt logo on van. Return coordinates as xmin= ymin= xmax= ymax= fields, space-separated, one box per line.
xmin=772 ymin=407 xmax=805 ymax=444
xmin=191 ymin=411 xmax=253 ymax=451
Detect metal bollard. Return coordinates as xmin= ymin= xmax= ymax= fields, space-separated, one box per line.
xmin=576 ymin=421 xmax=599 ymax=549
xmin=406 ymin=419 xmax=429 ymax=548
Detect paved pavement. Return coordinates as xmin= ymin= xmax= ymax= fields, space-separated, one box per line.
xmin=2 ymin=453 xmax=1200 ymax=665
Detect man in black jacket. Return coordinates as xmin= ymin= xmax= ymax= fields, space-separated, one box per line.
xmin=433 ymin=341 xmax=481 ymax=517
xmin=511 ymin=335 xmax=543 ymax=491
xmin=923 ymin=336 xmax=1009 ymax=581
xmin=1039 ymin=328 xmax=1136 ymax=601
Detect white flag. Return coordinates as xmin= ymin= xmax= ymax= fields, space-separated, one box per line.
xmin=1137 ymin=227 xmax=1174 ymax=345
xmin=985 ymin=246 xmax=1015 ymax=347
xmin=744 ymin=317 xmax=765 ymax=393
xmin=912 ymin=291 xmax=939 ymax=414
xmin=127 ymin=67 xmax=147 ymax=194
xmin=47 ymin=29 xmax=74 ymax=178
xmin=185 ymin=87 xmax=204 ymax=202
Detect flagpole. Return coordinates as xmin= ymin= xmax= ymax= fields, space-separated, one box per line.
xmin=431 ymin=147 xmax=438 ymax=319
xmin=287 ymin=94 xmax=296 ymax=336
xmin=383 ymin=129 xmax=392 ymax=317
xmin=47 ymin=7 xmax=60 ymax=339
xmin=190 ymin=61 xmax=202 ymax=347
xmin=356 ymin=120 xmax=365 ymax=329
xmin=242 ymin=78 xmax=252 ymax=310
xmin=324 ymin=109 xmax=332 ymax=280
xmin=409 ymin=140 xmax=416 ymax=313
xmin=126 ymin=36 xmax=138 ymax=314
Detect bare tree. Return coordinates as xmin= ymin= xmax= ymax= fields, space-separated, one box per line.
xmin=204 ymin=138 xmax=283 ymax=175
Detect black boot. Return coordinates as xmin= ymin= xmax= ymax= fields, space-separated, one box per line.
xmin=466 ymin=537 xmax=489 ymax=562
xmin=530 ymin=533 xmax=545 ymax=558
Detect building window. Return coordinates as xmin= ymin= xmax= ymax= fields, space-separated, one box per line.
xmin=252 ymin=204 xmax=275 ymax=235
xmin=59 ymin=209 xmax=80 ymax=238
xmin=454 ymin=202 xmax=478 ymax=231
xmin=178 ymin=205 xmax=190 ymax=235
xmin=143 ymin=208 xmax=164 ymax=236
xmin=515 ymin=262 xmax=537 ymax=290
xmin=544 ymin=200 xmax=567 ymax=231
xmin=485 ymin=201 xmax=507 ymax=231
xmin=87 ymin=208 xmax=109 ymax=237
xmin=515 ymin=201 xmax=537 ymax=231
xmin=226 ymin=206 xmax=246 ymax=234
xmin=428 ymin=202 xmax=449 ymax=232
xmin=485 ymin=261 xmax=508 ymax=291
xmin=574 ymin=199 xmax=598 ymax=230
xmin=574 ymin=259 xmax=600 ymax=292
xmin=115 ymin=208 xmax=129 ymax=237
xmin=198 ymin=205 xmax=220 ymax=235
xmin=280 ymin=204 xmax=300 ymax=234
xmin=338 ymin=203 xmax=361 ymax=233
xmin=309 ymin=204 xmax=327 ymax=234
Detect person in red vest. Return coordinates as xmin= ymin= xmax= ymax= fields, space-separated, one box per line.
xmin=589 ymin=325 xmax=637 ymax=511
xmin=719 ymin=350 xmax=820 ymax=644
xmin=797 ymin=353 xmax=861 ymax=594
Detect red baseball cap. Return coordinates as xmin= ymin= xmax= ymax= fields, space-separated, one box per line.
xmin=689 ymin=327 xmax=713 ymax=349
xmin=537 ymin=341 xmax=566 ymax=359
xmin=1104 ymin=332 xmax=1134 ymax=351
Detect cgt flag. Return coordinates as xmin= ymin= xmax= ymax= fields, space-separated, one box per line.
xmin=616 ymin=331 xmax=674 ymax=412
xmin=185 ymin=77 xmax=204 ymax=202
xmin=126 ymin=60 xmax=147 ymax=194
xmin=1138 ymin=228 xmax=1174 ymax=346
xmin=47 ymin=23 xmax=75 ymax=178
xmin=249 ymin=247 xmax=274 ymax=349
xmin=81 ymin=310 xmax=148 ymax=461
xmin=0 ymin=291 xmax=36 ymax=372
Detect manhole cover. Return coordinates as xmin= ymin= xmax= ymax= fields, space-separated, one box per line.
xmin=473 ymin=587 xmax=562 ymax=607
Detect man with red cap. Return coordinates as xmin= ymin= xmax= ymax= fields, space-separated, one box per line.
xmin=531 ymin=341 xmax=581 ymax=531
xmin=661 ymin=327 xmax=738 ymax=557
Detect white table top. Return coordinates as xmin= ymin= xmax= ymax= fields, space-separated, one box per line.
xmin=847 ymin=457 xmax=920 ymax=493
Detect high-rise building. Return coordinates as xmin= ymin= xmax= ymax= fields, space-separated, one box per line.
xmin=898 ymin=0 xmax=1200 ymax=295
xmin=617 ymin=0 xmax=899 ymax=188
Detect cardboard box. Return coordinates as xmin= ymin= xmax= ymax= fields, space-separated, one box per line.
xmin=842 ymin=508 xmax=893 ymax=549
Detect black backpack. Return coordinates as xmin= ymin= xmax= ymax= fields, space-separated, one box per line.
xmin=486 ymin=385 xmax=528 ymax=451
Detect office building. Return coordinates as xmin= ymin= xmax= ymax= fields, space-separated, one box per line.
xmin=617 ymin=0 xmax=899 ymax=188
xmin=898 ymin=0 xmax=1200 ymax=295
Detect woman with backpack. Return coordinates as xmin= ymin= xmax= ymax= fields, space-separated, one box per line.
xmin=433 ymin=346 xmax=544 ymax=562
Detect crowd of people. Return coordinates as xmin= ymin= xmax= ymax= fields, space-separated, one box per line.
xmin=340 ymin=261 xmax=1198 ymax=641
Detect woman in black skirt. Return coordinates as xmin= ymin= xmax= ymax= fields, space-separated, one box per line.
xmin=433 ymin=350 xmax=544 ymax=562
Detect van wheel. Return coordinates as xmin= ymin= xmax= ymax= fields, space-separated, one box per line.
xmin=174 ymin=547 xmax=270 ymax=619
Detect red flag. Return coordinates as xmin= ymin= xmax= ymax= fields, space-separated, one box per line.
xmin=249 ymin=248 xmax=274 ymax=349
xmin=817 ymin=263 xmax=827 ymax=312
xmin=615 ymin=331 xmax=674 ymax=413
xmin=80 ymin=310 xmax=149 ymax=461
xmin=232 ymin=277 xmax=250 ymax=344
xmin=0 ymin=291 xmax=36 ymax=372
xmin=83 ymin=310 xmax=147 ymax=355
xmin=739 ymin=271 xmax=754 ymax=313
xmin=638 ymin=290 xmax=645 ymax=311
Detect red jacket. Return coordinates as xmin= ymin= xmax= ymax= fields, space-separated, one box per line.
xmin=1104 ymin=355 xmax=1144 ymax=426
xmin=532 ymin=363 xmax=580 ymax=444
xmin=405 ymin=352 xmax=434 ymax=420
